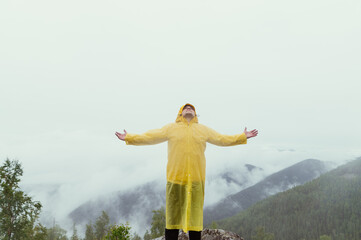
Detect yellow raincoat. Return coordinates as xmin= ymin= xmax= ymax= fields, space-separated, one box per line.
xmin=124 ymin=104 xmax=247 ymax=232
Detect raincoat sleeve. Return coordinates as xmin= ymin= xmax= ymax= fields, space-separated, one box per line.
xmin=206 ymin=126 xmax=247 ymax=146
xmin=124 ymin=124 xmax=171 ymax=145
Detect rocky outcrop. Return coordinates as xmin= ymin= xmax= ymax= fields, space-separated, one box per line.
xmin=153 ymin=229 xmax=244 ymax=240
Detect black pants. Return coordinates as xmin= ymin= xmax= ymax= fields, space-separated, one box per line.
xmin=165 ymin=229 xmax=201 ymax=240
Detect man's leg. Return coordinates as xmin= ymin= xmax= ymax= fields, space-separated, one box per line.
xmin=165 ymin=229 xmax=179 ymax=240
xmin=189 ymin=231 xmax=202 ymax=240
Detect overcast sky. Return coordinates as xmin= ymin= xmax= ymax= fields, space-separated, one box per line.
xmin=1 ymin=0 xmax=361 ymax=231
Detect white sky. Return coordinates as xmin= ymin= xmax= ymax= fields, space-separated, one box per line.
xmin=1 ymin=0 xmax=361 ymax=231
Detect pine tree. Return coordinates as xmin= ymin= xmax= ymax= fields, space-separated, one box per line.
xmin=85 ymin=221 xmax=95 ymax=240
xmin=94 ymin=211 xmax=110 ymax=240
xmin=46 ymin=224 xmax=68 ymax=240
xmin=71 ymin=223 xmax=79 ymax=240
xmin=210 ymin=221 xmax=218 ymax=229
xmin=143 ymin=230 xmax=151 ymax=240
xmin=132 ymin=233 xmax=141 ymax=240
xmin=150 ymin=206 xmax=166 ymax=239
xmin=251 ymin=227 xmax=274 ymax=240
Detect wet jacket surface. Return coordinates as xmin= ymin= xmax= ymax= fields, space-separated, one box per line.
xmin=124 ymin=104 xmax=247 ymax=232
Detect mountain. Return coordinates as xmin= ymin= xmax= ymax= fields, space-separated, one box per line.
xmin=69 ymin=164 xmax=263 ymax=227
xmin=69 ymin=159 xmax=331 ymax=231
xmin=203 ymin=158 xmax=332 ymax=225
xmin=216 ymin=157 xmax=361 ymax=240
xmin=69 ymin=180 xmax=165 ymax=227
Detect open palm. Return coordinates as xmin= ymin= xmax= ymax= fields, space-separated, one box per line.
xmin=115 ymin=130 xmax=127 ymax=141
xmin=244 ymin=127 xmax=258 ymax=139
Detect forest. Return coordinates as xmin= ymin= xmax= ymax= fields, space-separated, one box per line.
xmin=215 ymin=157 xmax=361 ymax=240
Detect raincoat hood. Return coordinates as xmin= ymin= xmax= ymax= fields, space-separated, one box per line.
xmin=176 ymin=103 xmax=199 ymax=124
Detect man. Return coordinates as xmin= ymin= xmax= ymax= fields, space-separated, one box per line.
xmin=115 ymin=103 xmax=258 ymax=240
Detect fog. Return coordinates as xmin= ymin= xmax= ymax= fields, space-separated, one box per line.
xmin=1 ymin=0 xmax=361 ymax=237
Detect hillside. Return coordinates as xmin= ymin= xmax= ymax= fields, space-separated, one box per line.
xmin=216 ymin=157 xmax=361 ymax=240
xmin=204 ymin=158 xmax=331 ymax=225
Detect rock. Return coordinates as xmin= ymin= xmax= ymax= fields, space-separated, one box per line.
xmin=153 ymin=229 xmax=244 ymax=240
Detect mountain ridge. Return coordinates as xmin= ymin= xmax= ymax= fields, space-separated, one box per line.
xmin=68 ymin=163 xmax=262 ymax=226
xmin=216 ymin=157 xmax=361 ymax=240
xmin=203 ymin=158 xmax=332 ymax=225
xmin=69 ymin=159 xmax=332 ymax=230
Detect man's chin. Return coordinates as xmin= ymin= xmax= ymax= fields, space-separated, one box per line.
xmin=183 ymin=113 xmax=195 ymax=118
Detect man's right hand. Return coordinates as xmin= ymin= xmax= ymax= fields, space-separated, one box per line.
xmin=243 ymin=127 xmax=258 ymax=139
xmin=115 ymin=130 xmax=127 ymax=141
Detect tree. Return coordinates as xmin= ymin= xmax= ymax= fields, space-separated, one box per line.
xmin=143 ymin=230 xmax=151 ymax=240
xmin=71 ymin=223 xmax=79 ymax=240
xmin=150 ymin=206 xmax=166 ymax=239
xmin=210 ymin=221 xmax=218 ymax=229
xmin=103 ymin=223 xmax=131 ymax=240
xmin=85 ymin=221 xmax=95 ymax=240
xmin=31 ymin=223 xmax=48 ymax=240
xmin=132 ymin=233 xmax=141 ymax=240
xmin=251 ymin=226 xmax=275 ymax=240
xmin=0 ymin=159 xmax=42 ymax=239
xmin=94 ymin=211 xmax=110 ymax=240
xmin=46 ymin=224 xmax=68 ymax=240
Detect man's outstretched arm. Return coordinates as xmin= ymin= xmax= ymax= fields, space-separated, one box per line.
xmin=206 ymin=126 xmax=258 ymax=146
xmin=115 ymin=124 xmax=171 ymax=145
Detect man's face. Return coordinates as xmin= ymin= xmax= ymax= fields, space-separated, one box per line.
xmin=182 ymin=105 xmax=195 ymax=118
